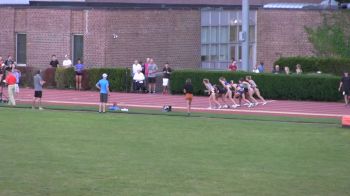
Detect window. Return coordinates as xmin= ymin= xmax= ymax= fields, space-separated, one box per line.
xmin=201 ymin=27 xmax=210 ymax=43
xmin=230 ymin=25 xmax=238 ymax=42
xmin=210 ymin=27 xmax=219 ymax=43
xmin=219 ymin=27 xmax=229 ymax=43
xmin=72 ymin=34 xmax=84 ymax=64
xmin=201 ymin=10 xmax=257 ymax=70
xmin=16 ymin=33 xmax=26 ymax=65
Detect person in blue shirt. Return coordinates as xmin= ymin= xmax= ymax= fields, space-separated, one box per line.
xmin=257 ymin=62 xmax=265 ymax=73
xmin=96 ymin=73 xmax=110 ymax=113
xmin=74 ymin=58 xmax=84 ymax=91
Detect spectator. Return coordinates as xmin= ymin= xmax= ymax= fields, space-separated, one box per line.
xmin=4 ymin=55 xmax=14 ymax=67
xmin=144 ymin=58 xmax=151 ymax=77
xmin=284 ymin=66 xmax=291 ymax=75
xmin=62 ymin=54 xmax=72 ymax=68
xmin=3 ymin=67 xmax=16 ymax=106
xmin=228 ymin=58 xmax=238 ymax=72
xmin=132 ymin=60 xmax=142 ymax=91
xmin=133 ymin=69 xmax=146 ymax=93
xmin=162 ymin=62 xmax=172 ymax=95
xmin=296 ymin=64 xmax=303 ymax=74
xmin=0 ymin=56 xmax=4 ymax=81
xmin=74 ymin=58 xmax=84 ymax=91
xmin=257 ymin=62 xmax=265 ymax=73
xmin=96 ymin=73 xmax=110 ymax=113
xmin=338 ymin=71 xmax=350 ymax=105
xmin=147 ymin=58 xmax=158 ymax=94
xmin=252 ymin=64 xmax=259 ymax=73
xmin=183 ymin=78 xmax=193 ymax=116
xmin=32 ymin=70 xmax=46 ymax=110
xmin=50 ymin=55 xmax=59 ymax=68
xmin=0 ymin=56 xmax=4 ymax=67
xmin=11 ymin=64 xmax=21 ymax=95
xmin=272 ymin=65 xmax=281 ymax=74
xmin=143 ymin=58 xmax=151 ymax=88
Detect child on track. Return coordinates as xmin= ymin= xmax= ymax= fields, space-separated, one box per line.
xmin=183 ymin=78 xmax=193 ymax=116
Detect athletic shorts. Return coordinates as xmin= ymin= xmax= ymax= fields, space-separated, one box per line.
xmin=148 ymin=77 xmax=156 ymax=84
xmin=185 ymin=93 xmax=193 ymax=101
xmin=100 ymin=93 xmax=108 ymax=103
xmin=34 ymin=91 xmax=42 ymax=98
xmin=343 ymin=89 xmax=350 ymax=96
xmin=162 ymin=78 xmax=169 ymax=86
xmin=75 ymin=71 xmax=82 ymax=76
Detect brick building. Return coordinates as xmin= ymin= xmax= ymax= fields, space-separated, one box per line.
xmin=0 ymin=0 xmax=327 ymax=71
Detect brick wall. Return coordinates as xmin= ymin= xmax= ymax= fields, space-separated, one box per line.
xmin=0 ymin=6 xmax=326 ymax=72
xmin=104 ymin=9 xmax=200 ymax=68
xmin=256 ymin=9 xmax=323 ymax=71
xmin=0 ymin=7 xmax=15 ymax=59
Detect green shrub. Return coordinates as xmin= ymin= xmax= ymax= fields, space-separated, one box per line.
xmin=17 ymin=66 xmax=40 ymax=88
xmin=55 ymin=67 xmax=75 ymax=89
xmin=170 ymin=70 xmax=341 ymax=101
xmin=274 ymin=56 xmax=350 ymax=76
xmin=87 ymin=68 xmax=132 ymax=92
xmin=43 ymin=67 xmax=56 ymax=88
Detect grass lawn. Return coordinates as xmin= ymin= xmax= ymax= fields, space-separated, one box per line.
xmin=0 ymin=107 xmax=349 ymax=196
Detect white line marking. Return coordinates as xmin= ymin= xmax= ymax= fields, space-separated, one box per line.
xmin=17 ymin=99 xmax=343 ymax=118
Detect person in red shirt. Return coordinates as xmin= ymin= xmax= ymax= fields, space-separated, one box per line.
xmin=4 ymin=67 xmax=17 ymax=106
xmin=228 ymin=58 xmax=238 ymax=72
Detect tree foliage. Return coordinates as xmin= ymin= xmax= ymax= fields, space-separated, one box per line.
xmin=305 ymin=11 xmax=350 ymax=58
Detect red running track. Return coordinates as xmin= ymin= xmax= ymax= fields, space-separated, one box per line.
xmin=3 ymin=88 xmax=350 ymax=119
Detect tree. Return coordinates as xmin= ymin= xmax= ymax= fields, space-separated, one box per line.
xmin=335 ymin=0 xmax=350 ymax=4
xmin=305 ymin=11 xmax=350 ymax=58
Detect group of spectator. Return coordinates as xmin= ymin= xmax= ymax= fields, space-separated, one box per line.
xmin=228 ymin=58 xmax=304 ymax=75
xmin=0 ymin=55 xmax=22 ymax=106
xmin=131 ymin=58 xmax=172 ymax=94
xmin=49 ymin=54 xmax=85 ymax=91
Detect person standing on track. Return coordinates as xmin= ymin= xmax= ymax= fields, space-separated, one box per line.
xmin=183 ymin=78 xmax=193 ymax=116
xmin=32 ymin=70 xmax=46 ymax=110
xmin=3 ymin=67 xmax=17 ymax=106
xmin=96 ymin=73 xmax=110 ymax=113
xmin=339 ymin=71 xmax=350 ymax=106
xmin=147 ymin=58 xmax=158 ymax=94
xmin=74 ymin=58 xmax=84 ymax=91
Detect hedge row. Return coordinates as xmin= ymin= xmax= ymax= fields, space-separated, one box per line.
xmin=169 ymin=70 xmax=341 ymax=102
xmin=274 ymin=56 xmax=350 ymax=76
xmin=17 ymin=67 xmax=132 ymax=92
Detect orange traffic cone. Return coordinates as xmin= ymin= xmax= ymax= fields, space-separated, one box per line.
xmin=342 ymin=116 xmax=350 ymax=128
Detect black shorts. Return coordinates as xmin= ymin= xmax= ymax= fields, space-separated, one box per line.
xmin=34 ymin=91 xmax=42 ymax=98
xmin=148 ymin=77 xmax=156 ymax=84
xmin=100 ymin=93 xmax=108 ymax=103
xmin=75 ymin=71 xmax=82 ymax=76
xmin=343 ymin=89 xmax=350 ymax=96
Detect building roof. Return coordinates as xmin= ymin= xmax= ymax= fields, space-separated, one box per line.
xmin=84 ymin=0 xmax=324 ymax=6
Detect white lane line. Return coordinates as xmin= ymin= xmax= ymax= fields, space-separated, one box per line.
xmin=17 ymin=99 xmax=344 ymax=118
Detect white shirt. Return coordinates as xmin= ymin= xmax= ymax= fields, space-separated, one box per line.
xmin=62 ymin=59 xmax=72 ymax=68
xmin=133 ymin=72 xmax=145 ymax=82
xmin=132 ymin=64 xmax=142 ymax=75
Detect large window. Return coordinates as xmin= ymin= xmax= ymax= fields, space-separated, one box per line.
xmin=72 ymin=34 xmax=84 ymax=65
xmin=16 ymin=33 xmax=26 ymax=65
xmin=201 ymin=10 xmax=257 ymax=70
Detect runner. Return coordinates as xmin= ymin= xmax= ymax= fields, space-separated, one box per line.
xmin=219 ymin=77 xmax=239 ymax=108
xmin=203 ymin=79 xmax=221 ymax=109
xmin=246 ymin=75 xmax=267 ymax=105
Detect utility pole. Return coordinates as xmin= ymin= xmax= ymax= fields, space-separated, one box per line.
xmin=242 ymin=0 xmax=250 ymax=71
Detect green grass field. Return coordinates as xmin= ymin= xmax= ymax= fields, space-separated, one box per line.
xmin=0 ymin=107 xmax=349 ymax=196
